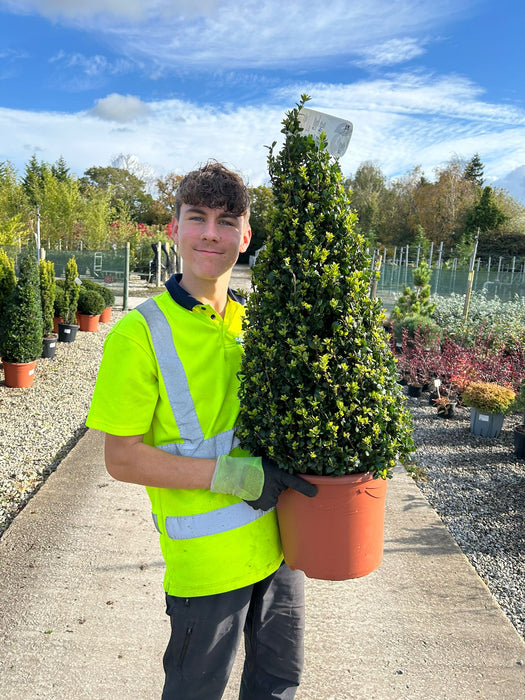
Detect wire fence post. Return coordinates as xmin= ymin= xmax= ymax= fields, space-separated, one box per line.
xmin=123 ymin=242 xmax=130 ymax=311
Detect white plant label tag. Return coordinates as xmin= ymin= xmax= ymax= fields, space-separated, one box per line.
xmin=479 ymin=414 xmax=489 ymax=421
xmin=298 ymin=107 xmax=353 ymax=158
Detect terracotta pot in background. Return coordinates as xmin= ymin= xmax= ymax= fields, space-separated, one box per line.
xmin=2 ymin=360 xmax=37 ymax=388
xmin=77 ymin=314 xmax=100 ymax=332
xmin=99 ymin=306 xmax=112 ymax=323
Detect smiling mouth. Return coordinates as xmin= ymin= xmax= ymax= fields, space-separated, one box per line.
xmin=196 ymin=249 xmax=221 ymax=255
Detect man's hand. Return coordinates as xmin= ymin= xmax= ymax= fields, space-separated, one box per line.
xmin=211 ymin=455 xmax=317 ymax=510
xmin=245 ymin=458 xmax=317 ymax=511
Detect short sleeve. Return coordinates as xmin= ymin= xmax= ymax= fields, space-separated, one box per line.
xmin=86 ymin=313 xmax=159 ymax=436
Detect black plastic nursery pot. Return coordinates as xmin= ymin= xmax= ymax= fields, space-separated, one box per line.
xmin=513 ymin=425 xmax=525 ymax=459
xmin=58 ymin=322 xmax=79 ymax=343
xmin=42 ymin=335 xmax=57 ymax=358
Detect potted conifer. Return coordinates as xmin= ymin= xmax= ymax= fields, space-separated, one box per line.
xmin=0 ymin=248 xmax=16 ymax=325
xmin=237 ymin=96 xmax=414 ymax=580
xmin=57 ymin=256 xmax=80 ymax=343
xmin=0 ymin=241 xmax=43 ymax=387
xmin=53 ymin=283 xmax=66 ymax=333
xmin=39 ymin=258 xmax=57 ymax=358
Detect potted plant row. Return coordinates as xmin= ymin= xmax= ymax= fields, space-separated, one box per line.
xmin=237 ymin=96 xmax=414 ymax=581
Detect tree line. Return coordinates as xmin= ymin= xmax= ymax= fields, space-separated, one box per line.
xmin=1 ymin=153 xmax=524 ymax=265
xmin=346 ymin=155 xmax=525 ymax=262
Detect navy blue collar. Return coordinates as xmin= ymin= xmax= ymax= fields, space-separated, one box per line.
xmin=164 ymin=274 xmax=246 ymax=309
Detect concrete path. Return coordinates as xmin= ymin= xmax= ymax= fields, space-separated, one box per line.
xmin=1 ymin=429 xmax=524 ymax=700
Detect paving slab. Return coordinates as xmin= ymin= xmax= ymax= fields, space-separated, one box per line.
xmin=1 ymin=429 xmax=524 ymax=699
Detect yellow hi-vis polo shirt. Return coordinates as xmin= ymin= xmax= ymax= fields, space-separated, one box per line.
xmin=86 ymin=275 xmax=282 ymax=597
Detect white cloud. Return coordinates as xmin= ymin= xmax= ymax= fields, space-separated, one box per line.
xmin=2 ymin=72 xmax=524 ymax=190
xmin=90 ymin=94 xmax=152 ymax=123
xmin=2 ymin=0 xmax=471 ymax=69
xmin=1 ymin=0 xmax=220 ymax=20
xmin=355 ymin=38 xmax=427 ymax=67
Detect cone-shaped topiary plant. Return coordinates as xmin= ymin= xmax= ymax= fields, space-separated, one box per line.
xmin=39 ymin=258 xmax=56 ymax=338
xmin=0 ymin=247 xmax=16 ymax=322
xmin=62 ymin=256 xmax=80 ymax=324
xmin=0 ymin=240 xmax=43 ymax=363
xmin=237 ymin=96 xmax=414 ymax=479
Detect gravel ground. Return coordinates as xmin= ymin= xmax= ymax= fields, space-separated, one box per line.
xmin=1 ymin=307 xmax=524 ymax=642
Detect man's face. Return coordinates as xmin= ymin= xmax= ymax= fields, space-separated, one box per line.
xmin=173 ymin=204 xmax=251 ymax=284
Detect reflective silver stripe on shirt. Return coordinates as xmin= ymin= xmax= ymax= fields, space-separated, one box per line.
xmin=164 ymin=502 xmax=267 ymax=540
xmin=136 ymin=298 xmax=270 ymax=541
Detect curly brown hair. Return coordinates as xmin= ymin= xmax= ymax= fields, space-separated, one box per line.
xmin=175 ymin=161 xmax=250 ymax=218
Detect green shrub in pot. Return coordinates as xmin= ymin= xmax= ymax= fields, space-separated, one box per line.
xmin=81 ymin=279 xmax=115 ymax=308
xmin=0 ymin=247 xmax=16 ymax=323
xmin=77 ymin=286 xmax=105 ymax=316
xmin=39 ymin=258 xmax=56 ymax=338
xmin=62 ymin=256 xmax=80 ymax=324
xmin=461 ymin=381 xmax=516 ymax=415
xmin=237 ymin=96 xmax=414 ymax=479
xmin=53 ymin=282 xmax=66 ymax=319
xmin=0 ymin=240 xmax=43 ymax=363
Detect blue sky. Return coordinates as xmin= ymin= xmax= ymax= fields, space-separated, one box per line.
xmin=1 ymin=0 xmax=524 ymax=199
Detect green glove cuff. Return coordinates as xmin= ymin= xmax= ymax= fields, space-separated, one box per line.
xmin=211 ymin=455 xmax=264 ymax=501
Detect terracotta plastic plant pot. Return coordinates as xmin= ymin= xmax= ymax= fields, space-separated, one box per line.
xmin=53 ymin=317 xmax=64 ymax=334
xmin=3 ymin=360 xmax=37 ymax=388
xmin=276 ymin=472 xmax=388 ymax=581
xmin=77 ymin=313 xmax=100 ymax=332
xmin=99 ymin=306 xmax=112 ymax=323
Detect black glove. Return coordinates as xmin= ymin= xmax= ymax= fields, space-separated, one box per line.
xmin=245 ymin=458 xmax=318 ymax=511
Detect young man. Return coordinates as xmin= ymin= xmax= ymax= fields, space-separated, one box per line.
xmin=86 ymin=161 xmax=316 ymax=700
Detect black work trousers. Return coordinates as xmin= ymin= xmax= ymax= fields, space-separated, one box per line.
xmin=161 ymin=562 xmax=305 ymax=700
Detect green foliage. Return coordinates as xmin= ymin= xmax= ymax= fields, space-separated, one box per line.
xmin=243 ymin=185 xmax=273 ymax=261
xmin=237 ymin=96 xmax=415 ymax=478
xmin=392 ymin=260 xmax=435 ymax=320
xmin=463 ymin=154 xmax=485 ymax=188
xmin=431 ymin=291 xmax=525 ymax=351
xmin=53 ymin=283 xmax=66 ymax=318
xmin=80 ymin=166 xmax=153 ymax=222
xmin=81 ymin=278 xmax=115 ymax=307
xmin=62 ymin=256 xmax=80 ymax=324
xmin=0 ymin=241 xmax=43 ymax=363
xmin=511 ymin=379 xmax=525 ymax=415
xmin=0 ymin=247 xmax=17 ymax=319
xmin=464 ymin=186 xmax=507 ymax=242
xmin=462 ymin=381 xmax=516 ymax=415
xmin=77 ymin=286 xmax=105 ymax=316
xmin=39 ymin=258 xmax=56 ymax=337
xmin=392 ymin=313 xmax=441 ymax=347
